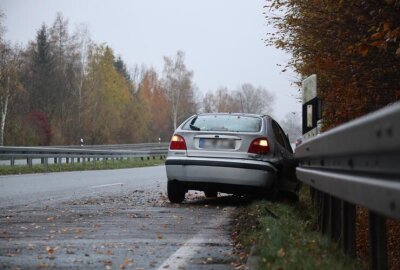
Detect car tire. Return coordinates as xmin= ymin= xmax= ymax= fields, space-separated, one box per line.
xmin=167 ymin=181 xmax=185 ymax=203
xmin=204 ymin=190 xmax=218 ymax=198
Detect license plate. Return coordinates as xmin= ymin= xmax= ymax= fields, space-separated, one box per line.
xmin=199 ymin=138 xmax=235 ymax=149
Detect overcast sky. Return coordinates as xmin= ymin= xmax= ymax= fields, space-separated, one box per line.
xmin=1 ymin=0 xmax=301 ymax=120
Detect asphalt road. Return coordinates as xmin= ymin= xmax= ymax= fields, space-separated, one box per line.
xmin=0 ymin=166 xmax=240 ymax=269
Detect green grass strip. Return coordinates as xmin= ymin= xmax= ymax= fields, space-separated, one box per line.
xmin=234 ymin=188 xmax=364 ymax=270
xmin=0 ymin=157 xmax=165 ymax=175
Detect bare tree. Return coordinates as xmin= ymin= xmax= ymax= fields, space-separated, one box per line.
xmin=50 ymin=12 xmax=69 ymax=66
xmin=162 ymin=51 xmax=197 ymax=130
xmin=202 ymin=84 xmax=274 ymax=114
xmin=0 ymin=10 xmax=5 ymax=39
xmin=0 ymin=11 xmax=24 ymax=145
xmin=202 ymin=87 xmax=240 ymax=113
xmin=202 ymin=91 xmax=216 ymax=113
xmin=72 ymin=23 xmax=91 ymax=139
xmin=236 ymin=83 xmax=274 ymax=115
xmin=130 ymin=63 xmax=147 ymax=94
xmin=0 ymin=42 xmax=23 ymax=145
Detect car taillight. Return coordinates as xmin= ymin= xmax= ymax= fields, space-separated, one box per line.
xmin=169 ymin=134 xmax=187 ymax=150
xmin=248 ymin=138 xmax=270 ymax=155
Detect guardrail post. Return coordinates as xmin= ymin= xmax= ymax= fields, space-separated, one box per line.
xmin=27 ymin=158 xmax=32 ymax=168
xmin=71 ymin=157 xmax=74 ymax=164
xmin=314 ymin=190 xmax=322 ymax=231
xmin=77 ymin=157 xmax=80 ymax=163
xmin=310 ymin=187 xmax=316 ymax=204
xmin=341 ymin=201 xmax=356 ymax=257
xmin=41 ymin=158 xmax=44 ymax=164
xmin=44 ymin=157 xmax=48 ymax=170
xmin=54 ymin=157 xmax=57 ymax=164
xmin=321 ymin=193 xmax=330 ymax=235
xmin=329 ymin=196 xmax=341 ymax=242
xmin=10 ymin=157 xmax=15 ymax=167
xmin=369 ymin=211 xmax=387 ymax=270
xmin=66 ymin=157 xmax=69 ymax=164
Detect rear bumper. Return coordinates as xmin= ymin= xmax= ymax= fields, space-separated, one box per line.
xmin=165 ymin=157 xmax=278 ymax=190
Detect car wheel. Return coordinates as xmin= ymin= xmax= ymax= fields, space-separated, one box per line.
xmin=204 ymin=190 xmax=218 ymax=198
xmin=167 ymin=181 xmax=185 ymax=203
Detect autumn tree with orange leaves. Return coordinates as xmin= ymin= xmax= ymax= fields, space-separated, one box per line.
xmin=265 ymin=2 xmax=400 ymax=268
xmin=265 ymin=0 xmax=400 ymax=130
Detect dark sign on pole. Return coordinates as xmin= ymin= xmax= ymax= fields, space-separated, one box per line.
xmin=302 ymin=97 xmax=319 ymax=134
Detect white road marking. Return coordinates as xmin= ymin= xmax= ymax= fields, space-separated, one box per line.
xmin=90 ymin=183 xmax=124 ymax=189
xmin=156 ymin=207 xmax=234 ymax=270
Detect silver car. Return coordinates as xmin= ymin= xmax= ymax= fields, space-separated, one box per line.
xmin=165 ymin=113 xmax=299 ymax=203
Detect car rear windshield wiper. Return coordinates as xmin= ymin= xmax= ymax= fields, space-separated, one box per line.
xmin=190 ymin=124 xmax=201 ymax=131
xmin=189 ymin=116 xmax=200 ymax=130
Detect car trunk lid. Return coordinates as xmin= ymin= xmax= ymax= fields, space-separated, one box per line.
xmin=184 ymin=132 xmax=261 ymax=159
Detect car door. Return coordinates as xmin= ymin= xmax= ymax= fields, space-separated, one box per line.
xmin=271 ymin=120 xmax=300 ymax=193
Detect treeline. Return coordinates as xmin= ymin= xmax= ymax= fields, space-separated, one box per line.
xmin=0 ymin=12 xmax=198 ymax=146
xmin=0 ymin=12 xmax=276 ymax=146
xmin=203 ymin=84 xmax=274 ymax=116
xmin=265 ymin=0 xmax=400 ymax=130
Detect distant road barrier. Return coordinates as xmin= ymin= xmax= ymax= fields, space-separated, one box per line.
xmin=0 ymin=143 xmax=169 ymax=167
xmin=51 ymin=142 xmax=169 ymax=151
xmin=295 ymin=102 xmax=400 ymax=270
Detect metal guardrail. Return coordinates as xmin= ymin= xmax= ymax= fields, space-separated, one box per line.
xmin=0 ymin=143 xmax=169 ymax=167
xmin=50 ymin=142 xmax=170 ymax=150
xmin=295 ymin=102 xmax=400 ymax=270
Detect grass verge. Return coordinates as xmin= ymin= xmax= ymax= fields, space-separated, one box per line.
xmin=232 ymin=187 xmax=364 ymax=270
xmin=0 ymin=158 xmax=165 ymax=175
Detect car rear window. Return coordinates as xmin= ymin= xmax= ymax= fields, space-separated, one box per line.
xmin=183 ymin=115 xmax=262 ymax=132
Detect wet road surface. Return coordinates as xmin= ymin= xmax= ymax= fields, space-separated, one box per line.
xmin=0 ymin=166 xmax=242 ymax=269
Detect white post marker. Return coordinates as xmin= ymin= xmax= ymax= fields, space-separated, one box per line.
xmin=302 ymin=74 xmax=321 ymax=139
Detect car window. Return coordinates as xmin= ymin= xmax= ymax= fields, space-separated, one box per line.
xmin=282 ymin=131 xmax=293 ymax=153
xmin=278 ymin=124 xmax=292 ymax=151
xmin=272 ymin=121 xmax=286 ymax=147
xmin=182 ymin=115 xmax=262 ymax=132
xmin=271 ymin=120 xmax=292 ymax=152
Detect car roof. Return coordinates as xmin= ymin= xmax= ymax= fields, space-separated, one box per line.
xmin=196 ymin=112 xmax=271 ymax=118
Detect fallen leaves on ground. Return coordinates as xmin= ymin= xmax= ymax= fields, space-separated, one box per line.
xmin=46 ymin=246 xmax=58 ymax=255
xmin=277 ymin=248 xmax=285 ymax=257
